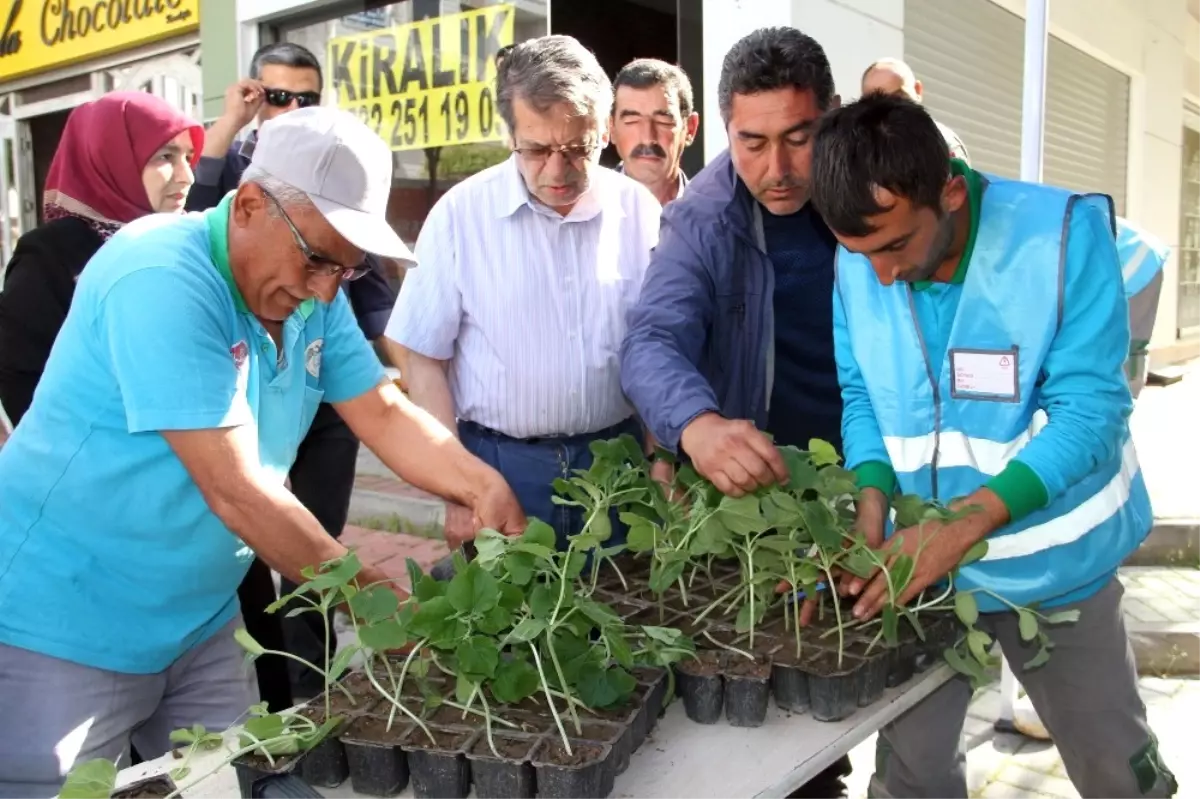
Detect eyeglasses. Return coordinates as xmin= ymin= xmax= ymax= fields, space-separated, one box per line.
xmin=512 ymin=143 xmax=598 ymax=165
xmin=262 ymin=190 xmax=371 ymax=281
xmin=264 ymin=88 xmax=321 ymax=109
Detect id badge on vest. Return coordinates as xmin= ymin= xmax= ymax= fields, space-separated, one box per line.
xmin=949 ymin=347 xmax=1020 ymax=402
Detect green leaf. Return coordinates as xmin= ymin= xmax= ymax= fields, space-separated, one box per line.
xmin=455 ymin=672 xmax=477 ymax=705
xmin=60 ymin=760 xmax=118 ymax=799
xmin=839 ymin=548 xmax=877 ymax=579
xmin=328 ymin=646 xmax=358 ymax=681
xmin=800 ymin=500 xmax=843 ymax=551
xmin=447 ymin=565 xmax=500 ymax=615
xmin=889 ymin=555 xmax=915 ymax=597
xmin=414 ymin=574 xmax=445 ymax=602
xmin=606 ymin=629 xmax=635 ymax=668
xmin=529 ymin=581 xmax=573 ymax=620
xmin=966 ymin=629 xmax=996 ymax=666
xmin=564 ymin=551 xmax=588 ymax=581
xmin=901 ymin=608 xmax=926 ymax=642
xmin=409 ymin=596 xmax=456 ymax=640
xmin=358 ymin=619 xmax=410 ymax=652
xmin=475 ymin=604 xmax=514 ymax=636
xmin=456 ymin=637 xmax=499 ymax=679
xmin=577 ymin=598 xmax=621 ymax=628
xmin=1017 ymin=610 xmax=1039 ymax=642
xmin=776 ymin=447 xmax=819 ymax=494
xmin=717 ymin=495 xmax=769 ymax=535
xmin=473 ymin=529 xmax=509 ymax=565
xmin=348 ymin=585 xmax=399 ymax=624
xmin=504 ymin=551 xmax=536 ymax=586
xmin=943 ymin=646 xmax=988 ymax=684
xmin=297 ymin=717 xmax=341 ymax=752
xmin=522 ymin=519 xmax=557 ymax=550
xmin=575 ymin=662 xmax=622 ymax=708
xmin=892 ymin=494 xmax=928 ymax=529
xmin=958 ymin=539 xmax=989 ymax=568
xmin=1023 ymin=646 xmax=1052 ymax=670
xmin=649 ymin=558 xmax=685 ymax=594
xmin=641 ymin=625 xmax=686 ymax=645
xmin=506 ymin=618 xmax=548 ymax=644
xmin=808 ymin=438 xmax=841 ymax=466
xmin=881 ymin=605 xmax=899 ymax=646
xmin=1045 ymin=609 xmax=1081 ymax=625
xmin=953 ymin=592 xmax=979 ymax=627
xmin=235 ymin=627 xmax=266 ymax=658
xmin=498 ymin=583 xmax=524 ymax=612
xmin=735 ymin=601 xmax=766 ymax=633
xmin=588 ymin=513 xmax=613 ymax=543
xmin=491 ymin=657 xmax=540 ymax=703
xmin=406 ymin=558 xmax=426 ymax=592
xmin=625 ymin=521 xmax=657 ymax=553
xmin=303 ymin=553 xmax=363 ymax=592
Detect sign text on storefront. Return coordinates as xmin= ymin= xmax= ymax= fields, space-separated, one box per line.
xmin=0 ymin=0 xmax=199 ymax=83
xmin=328 ymin=4 xmax=514 ymax=152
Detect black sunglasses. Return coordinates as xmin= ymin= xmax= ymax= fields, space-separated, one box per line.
xmin=264 ymin=88 xmax=321 ymax=109
xmin=262 ymin=190 xmax=372 ymax=281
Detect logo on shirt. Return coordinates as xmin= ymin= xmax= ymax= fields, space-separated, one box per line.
xmin=306 ymin=339 xmax=324 ymax=379
xmin=999 ymin=356 xmax=1011 ymax=368
xmin=230 ymin=340 xmax=249 ymax=371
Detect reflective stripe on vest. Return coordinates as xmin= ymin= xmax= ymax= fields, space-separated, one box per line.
xmin=1116 ymin=217 xmax=1170 ymax=298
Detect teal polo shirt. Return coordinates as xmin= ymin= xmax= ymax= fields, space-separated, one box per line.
xmin=0 ymin=195 xmax=385 ymax=673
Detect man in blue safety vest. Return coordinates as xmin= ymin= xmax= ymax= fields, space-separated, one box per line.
xmin=808 ymin=92 xmax=1176 ymax=798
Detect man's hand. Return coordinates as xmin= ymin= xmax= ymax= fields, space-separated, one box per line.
xmin=200 ymin=80 xmax=265 ymax=159
xmin=220 ymin=79 xmax=265 ymax=131
xmin=849 ymin=488 xmax=1008 ymax=621
xmin=444 ymin=502 xmax=476 ymax=551
xmin=649 ymin=458 xmax=685 ymax=503
xmin=470 ymin=472 xmax=526 ymax=535
xmin=680 ymin=413 xmax=788 ymax=497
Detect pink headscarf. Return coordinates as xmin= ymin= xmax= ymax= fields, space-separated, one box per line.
xmin=42 ymin=91 xmax=204 ymax=239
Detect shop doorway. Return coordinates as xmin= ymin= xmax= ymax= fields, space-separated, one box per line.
xmin=28 ymin=110 xmax=71 ymax=225
xmin=550 ymin=0 xmax=704 ymax=176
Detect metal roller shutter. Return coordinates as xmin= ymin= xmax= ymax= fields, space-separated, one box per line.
xmin=905 ymin=0 xmax=1130 ymax=213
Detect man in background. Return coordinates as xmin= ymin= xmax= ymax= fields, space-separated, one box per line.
xmin=610 ymin=58 xmax=699 ymax=206
xmin=862 ymin=57 xmax=971 ymax=163
xmin=620 ymin=27 xmax=852 ymax=797
xmin=386 ymin=35 xmax=662 ymax=568
xmin=187 ymin=41 xmax=397 ymax=706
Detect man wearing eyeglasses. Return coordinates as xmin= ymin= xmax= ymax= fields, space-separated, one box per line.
xmin=385 ymin=35 xmax=662 ymax=563
xmin=187 ymin=41 xmax=400 ymax=710
xmin=0 ymin=107 xmax=525 ymax=798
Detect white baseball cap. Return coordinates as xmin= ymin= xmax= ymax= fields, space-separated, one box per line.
xmin=250 ymin=106 xmax=416 ymax=265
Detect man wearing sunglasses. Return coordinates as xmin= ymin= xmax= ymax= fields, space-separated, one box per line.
xmin=0 ymin=107 xmax=526 ymax=798
xmin=187 ymin=41 xmax=400 ymax=710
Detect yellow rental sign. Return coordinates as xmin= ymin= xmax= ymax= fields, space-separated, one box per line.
xmin=0 ymin=0 xmax=199 ymax=83
xmin=328 ymin=4 xmax=515 ymax=152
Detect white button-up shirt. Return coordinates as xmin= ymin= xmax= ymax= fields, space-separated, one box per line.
xmin=386 ymin=156 xmax=662 ymax=439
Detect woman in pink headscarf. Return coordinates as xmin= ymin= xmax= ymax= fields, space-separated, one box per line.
xmin=0 ymin=91 xmax=202 ymax=425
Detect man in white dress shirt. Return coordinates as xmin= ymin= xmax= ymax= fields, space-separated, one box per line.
xmin=385 ymin=35 xmax=662 ymax=560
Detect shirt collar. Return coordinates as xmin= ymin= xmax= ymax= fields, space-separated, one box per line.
xmin=615 ymin=161 xmax=688 ymax=199
xmin=206 ymin=192 xmax=314 ymax=319
xmin=496 ymin=154 xmax=623 ymax=223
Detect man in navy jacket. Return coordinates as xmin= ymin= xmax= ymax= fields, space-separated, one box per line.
xmin=187 ymin=42 xmax=396 ymax=704
xmin=620 ymin=26 xmax=850 ymax=795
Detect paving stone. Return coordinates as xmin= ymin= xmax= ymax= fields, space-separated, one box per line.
xmin=1125 ymin=597 xmax=1170 ymax=623
xmin=966 ymin=686 xmax=1003 ymax=722
xmin=1010 ymin=741 xmax=1065 ymax=776
xmin=994 ymin=765 xmax=1079 ymax=798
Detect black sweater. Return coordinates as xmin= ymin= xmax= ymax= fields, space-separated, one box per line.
xmin=0 ymin=216 xmax=104 ymax=426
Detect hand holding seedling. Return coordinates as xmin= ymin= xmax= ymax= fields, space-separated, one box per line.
xmin=680 ymin=413 xmax=789 ymax=497
xmin=850 ymin=488 xmax=1008 ymax=620
xmin=470 ymin=475 xmax=528 ymax=536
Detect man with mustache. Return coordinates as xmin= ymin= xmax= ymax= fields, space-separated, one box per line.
xmin=386 ymin=35 xmax=662 ymax=564
xmin=811 ymin=91 xmax=1174 ymax=798
xmin=620 ymin=27 xmax=853 ymax=796
xmin=610 ymin=59 xmax=699 ymax=206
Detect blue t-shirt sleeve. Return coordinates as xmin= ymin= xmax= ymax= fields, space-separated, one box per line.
xmin=320 ymin=289 xmax=387 ymax=404
xmin=1013 ymin=197 xmax=1133 ymax=501
xmin=100 ymin=266 xmax=253 ymax=434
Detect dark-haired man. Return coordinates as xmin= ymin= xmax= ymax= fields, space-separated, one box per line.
xmin=619 ymin=26 xmax=851 ymax=796
xmin=611 ymin=58 xmax=698 ymax=206
xmin=810 ymin=92 xmax=1175 ymax=798
xmin=186 ymin=41 xmax=398 ymax=707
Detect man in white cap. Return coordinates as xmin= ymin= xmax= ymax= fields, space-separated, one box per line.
xmin=0 ymin=106 xmax=525 ymax=798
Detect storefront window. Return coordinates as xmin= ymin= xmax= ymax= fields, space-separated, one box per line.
xmin=277 ymin=1 xmax=548 ymax=278
xmin=1179 ymin=125 xmax=1200 ymax=337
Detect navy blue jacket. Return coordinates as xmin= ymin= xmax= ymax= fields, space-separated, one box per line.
xmin=185 ymin=136 xmax=395 ymax=340
xmin=620 ymin=150 xmax=778 ymax=452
